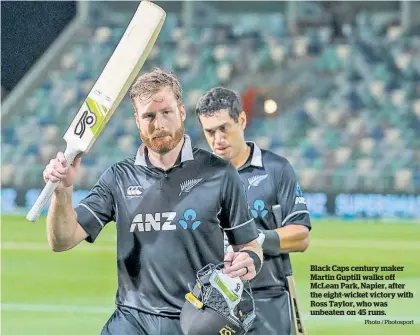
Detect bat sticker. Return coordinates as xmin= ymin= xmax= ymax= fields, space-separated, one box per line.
xmin=74 ymin=109 xmax=97 ymax=138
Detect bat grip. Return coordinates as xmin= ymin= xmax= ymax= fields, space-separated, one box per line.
xmin=26 ymin=146 xmax=82 ymax=222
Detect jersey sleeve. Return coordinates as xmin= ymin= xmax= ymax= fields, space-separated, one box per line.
xmin=275 ymin=161 xmax=311 ymax=230
xmin=219 ymin=164 xmax=259 ymax=246
xmin=74 ymin=166 xmax=116 ymax=243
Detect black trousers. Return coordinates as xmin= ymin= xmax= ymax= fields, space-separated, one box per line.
xmin=101 ymin=305 xmax=184 ymax=335
xmin=101 ymin=294 xmax=291 ymax=335
xmin=246 ymin=292 xmax=291 ymax=335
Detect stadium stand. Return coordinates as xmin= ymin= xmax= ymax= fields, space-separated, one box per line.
xmin=1 ymin=5 xmax=419 ymax=194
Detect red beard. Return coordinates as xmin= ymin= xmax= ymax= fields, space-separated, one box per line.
xmin=140 ymin=124 xmax=185 ymax=154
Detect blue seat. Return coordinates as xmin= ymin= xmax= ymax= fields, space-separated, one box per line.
xmin=25 ymin=144 xmax=40 ymax=156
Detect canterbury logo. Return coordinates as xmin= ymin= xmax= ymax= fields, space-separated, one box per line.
xmin=74 ymin=109 xmax=96 ymax=138
xmin=179 ymin=178 xmax=202 ymax=196
xmin=126 ymin=186 xmax=143 ymax=198
xmin=248 ymin=174 xmax=268 ymax=189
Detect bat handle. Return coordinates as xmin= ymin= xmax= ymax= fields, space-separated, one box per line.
xmin=26 ymin=146 xmax=82 ymax=223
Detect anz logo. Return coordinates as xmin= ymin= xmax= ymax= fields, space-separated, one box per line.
xmin=251 ymin=200 xmax=268 ymax=218
xmin=130 ymin=212 xmax=176 ymax=232
xmin=129 ymin=209 xmax=201 ymax=232
xmin=178 ymin=209 xmax=201 ymax=230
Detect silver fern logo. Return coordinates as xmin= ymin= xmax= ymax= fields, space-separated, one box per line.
xmin=179 ymin=178 xmax=203 ymax=196
xmin=248 ymin=174 xmax=268 ymax=189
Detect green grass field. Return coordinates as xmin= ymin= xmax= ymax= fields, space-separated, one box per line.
xmin=1 ymin=215 xmax=420 ymax=334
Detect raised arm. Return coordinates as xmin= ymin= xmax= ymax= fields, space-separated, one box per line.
xmin=45 ymin=152 xmax=116 ymax=251
xmin=44 ymin=152 xmax=88 ymax=251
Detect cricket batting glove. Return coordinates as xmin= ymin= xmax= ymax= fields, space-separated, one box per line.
xmin=180 ymin=263 xmax=256 ymax=335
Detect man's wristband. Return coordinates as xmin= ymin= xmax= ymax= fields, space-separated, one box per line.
xmin=242 ymin=250 xmax=262 ymax=273
xmin=262 ymin=230 xmax=281 ymax=256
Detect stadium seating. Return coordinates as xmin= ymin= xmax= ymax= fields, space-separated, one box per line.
xmin=249 ymin=20 xmax=419 ymax=192
xmin=2 ymin=8 xmax=419 ymax=193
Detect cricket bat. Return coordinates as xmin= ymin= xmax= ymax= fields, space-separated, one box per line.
xmin=272 ymin=205 xmax=306 ymax=335
xmin=283 ymin=254 xmax=306 ymax=335
xmin=26 ymin=1 xmax=166 ymax=222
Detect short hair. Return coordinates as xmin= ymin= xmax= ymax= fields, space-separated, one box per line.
xmin=130 ymin=67 xmax=182 ymax=105
xmin=195 ymin=87 xmax=243 ymax=122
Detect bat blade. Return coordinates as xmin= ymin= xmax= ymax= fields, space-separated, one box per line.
xmin=287 ymin=273 xmax=306 ymax=335
xmin=26 ymin=1 xmax=166 ymax=222
xmin=272 ymin=205 xmax=307 ymax=335
xmin=64 ymin=0 xmax=166 ymax=153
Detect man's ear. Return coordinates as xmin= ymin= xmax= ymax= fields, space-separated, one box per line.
xmin=238 ymin=111 xmax=247 ymax=130
xmin=179 ymin=104 xmax=187 ymax=122
xmin=134 ymin=112 xmax=140 ymax=129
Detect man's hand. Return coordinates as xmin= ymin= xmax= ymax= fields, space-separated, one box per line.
xmin=43 ymin=152 xmax=82 ymax=191
xmin=224 ymin=251 xmax=256 ymax=281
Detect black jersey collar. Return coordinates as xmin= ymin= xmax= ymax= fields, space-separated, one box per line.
xmin=247 ymin=141 xmax=263 ymax=168
xmin=237 ymin=141 xmax=263 ymax=171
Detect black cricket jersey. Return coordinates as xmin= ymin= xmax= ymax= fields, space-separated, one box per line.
xmin=74 ymin=135 xmax=258 ymax=317
xmin=237 ymin=142 xmax=311 ymax=296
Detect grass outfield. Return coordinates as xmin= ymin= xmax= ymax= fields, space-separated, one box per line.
xmin=1 ymin=215 xmax=420 ymax=335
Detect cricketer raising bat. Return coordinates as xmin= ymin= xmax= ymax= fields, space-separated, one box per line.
xmin=26 ymin=1 xmax=166 ymax=222
xmin=272 ymin=205 xmax=306 ymax=335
